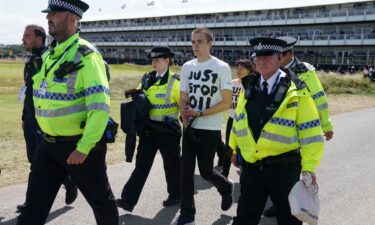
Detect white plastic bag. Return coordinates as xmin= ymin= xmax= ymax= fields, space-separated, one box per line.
xmin=288 ymin=174 xmax=320 ymax=225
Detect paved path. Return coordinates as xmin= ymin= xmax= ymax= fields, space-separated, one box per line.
xmin=1 ymin=107 xmax=375 ymax=225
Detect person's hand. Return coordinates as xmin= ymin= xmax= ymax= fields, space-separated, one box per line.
xmin=324 ymin=131 xmax=334 ymax=141
xmin=231 ymin=154 xmax=240 ymax=168
xmin=182 ymin=108 xmax=199 ymax=118
xmin=302 ymin=171 xmax=317 ymax=186
xmin=66 ymin=150 xmax=88 ymax=165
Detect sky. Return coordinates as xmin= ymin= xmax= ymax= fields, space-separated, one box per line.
xmin=0 ymin=0 xmax=367 ymax=45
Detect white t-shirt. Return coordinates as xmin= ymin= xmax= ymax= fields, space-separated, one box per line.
xmin=229 ymin=78 xmax=243 ymax=118
xmin=180 ymin=56 xmax=232 ymax=130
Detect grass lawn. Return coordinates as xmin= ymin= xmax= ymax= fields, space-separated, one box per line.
xmin=0 ymin=61 xmax=375 ymax=187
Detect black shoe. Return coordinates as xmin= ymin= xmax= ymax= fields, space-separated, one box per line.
xmin=15 ymin=203 xmax=26 ymax=213
xmin=170 ymin=215 xmax=195 ymax=225
xmin=221 ymin=179 xmax=234 ymax=211
xmin=65 ymin=185 xmax=78 ymax=205
xmin=116 ymin=199 xmax=134 ymax=212
xmin=162 ymin=195 xmax=180 ymax=207
xmin=263 ymin=205 xmax=277 ymax=217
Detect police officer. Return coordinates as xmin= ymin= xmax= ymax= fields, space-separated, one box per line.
xmin=117 ymin=46 xmax=181 ymax=212
xmin=230 ymin=37 xmax=324 ymax=225
xmin=17 ymin=1 xmax=118 ymax=224
xmin=263 ymin=36 xmax=334 ymax=218
xmin=17 ymin=24 xmax=78 ymax=213
xmin=278 ymin=36 xmax=334 ymax=140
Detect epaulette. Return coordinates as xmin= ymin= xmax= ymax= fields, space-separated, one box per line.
xmin=282 ymin=67 xmax=308 ymax=90
xmin=291 ymin=61 xmax=309 ymax=75
xmin=242 ymin=72 xmax=259 ymax=88
xmin=78 ymin=44 xmax=95 ymax=56
xmin=291 ymin=76 xmax=307 ymax=90
xmin=172 ymin=74 xmax=180 ymax=81
xmin=303 ymin=62 xmax=316 ymax=71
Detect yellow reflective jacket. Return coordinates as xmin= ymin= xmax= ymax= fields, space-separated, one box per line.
xmin=33 ymin=33 xmax=110 ymax=154
xmin=291 ymin=59 xmax=333 ymax=133
xmin=142 ymin=70 xmax=180 ymax=121
xmin=229 ymin=80 xmax=324 ymax=173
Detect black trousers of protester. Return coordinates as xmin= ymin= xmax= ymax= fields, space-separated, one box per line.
xmin=121 ymin=127 xmax=181 ymax=208
xmin=232 ymin=156 xmax=302 ymax=225
xmin=180 ymin=128 xmax=232 ymax=220
xmin=17 ymin=140 xmax=118 ymax=225
xmin=215 ymin=133 xmax=225 ymax=166
xmin=221 ymin=117 xmax=234 ymax=177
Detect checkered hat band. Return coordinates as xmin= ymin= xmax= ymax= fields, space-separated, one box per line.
xmin=254 ymin=44 xmax=283 ymax=52
xmin=283 ymin=45 xmax=294 ymax=52
xmin=49 ymin=0 xmax=83 ymax=17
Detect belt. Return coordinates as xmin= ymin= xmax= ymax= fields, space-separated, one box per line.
xmin=147 ymin=121 xmax=179 ymax=134
xmin=42 ymin=133 xmax=82 ymax=143
xmin=248 ymin=149 xmax=301 ymax=169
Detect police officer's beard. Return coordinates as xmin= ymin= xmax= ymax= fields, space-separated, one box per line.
xmin=49 ymin=14 xmax=73 ymax=42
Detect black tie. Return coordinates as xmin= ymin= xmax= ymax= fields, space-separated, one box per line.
xmin=262 ymin=81 xmax=268 ymax=95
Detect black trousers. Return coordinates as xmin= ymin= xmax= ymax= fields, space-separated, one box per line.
xmin=221 ymin=117 xmax=234 ymax=177
xmin=180 ymin=128 xmax=232 ymax=219
xmin=23 ymin=119 xmax=42 ymax=164
xmin=23 ymin=120 xmax=76 ymax=204
xmin=232 ymin=158 xmax=302 ymax=225
xmin=17 ymin=140 xmax=118 ymax=225
xmin=121 ymin=129 xmax=181 ymax=207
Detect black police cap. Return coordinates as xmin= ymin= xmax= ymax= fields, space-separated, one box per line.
xmin=249 ymin=37 xmax=286 ymax=56
xmin=148 ymin=46 xmax=175 ymax=59
xmin=42 ymin=0 xmax=89 ymax=18
xmin=277 ymin=36 xmax=298 ymax=52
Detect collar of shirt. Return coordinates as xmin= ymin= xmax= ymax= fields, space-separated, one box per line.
xmin=284 ymin=57 xmax=297 ymax=69
xmin=49 ymin=33 xmax=79 ymax=59
xmin=156 ymin=68 xmax=168 ymax=78
xmin=260 ymin=69 xmax=286 ymax=94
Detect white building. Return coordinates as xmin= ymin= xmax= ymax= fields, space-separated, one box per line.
xmin=80 ymin=0 xmax=375 ymax=69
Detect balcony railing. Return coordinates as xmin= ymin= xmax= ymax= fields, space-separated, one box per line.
xmin=83 ymin=31 xmax=375 ymax=47
xmin=81 ymin=7 xmax=375 ymax=32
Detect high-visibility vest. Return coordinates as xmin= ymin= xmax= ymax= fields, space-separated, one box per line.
xmin=292 ymin=60 xmax=333 ymax=133
xmin=143 ymin=70 xmax=180 ymax=122
xmin=33 ymin=33 xmax=110 ymax=154
xmin=229 ymin=81 xmax=324 ymax=173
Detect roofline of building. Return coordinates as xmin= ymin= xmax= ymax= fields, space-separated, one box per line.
xmin=83 ymin=0 xmax=371 ymax=22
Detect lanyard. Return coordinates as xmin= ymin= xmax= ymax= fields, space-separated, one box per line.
xmin=43 ymin=38 xmax=79 ymax=79
xmin=270 ymin=72 xmax=281 ymax=94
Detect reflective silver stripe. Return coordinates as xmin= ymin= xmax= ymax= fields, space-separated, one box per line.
xmin=35 ymin=103 xmax=86 ymax=117
xmin=232 ymin=127 xmax=248 ymax=137
xmin=66 ymin=51 xmax=81 ymax=94
xmin=87 ymin=103 xmax=110 ymax=113
xmin=300 ymin=135 xmax=324 ymax=145
xmin=236 ymin=129 xmax=248 ymax=137
xmin=165 ymin=75 xmax=176 ymax=105
xmin=317 ymin=103 xmax=328 ymax=111
xmin=261 ymin=131 xmax=298 ymax=144
xmin=150 ymin=113 xmax=178 ymax=122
